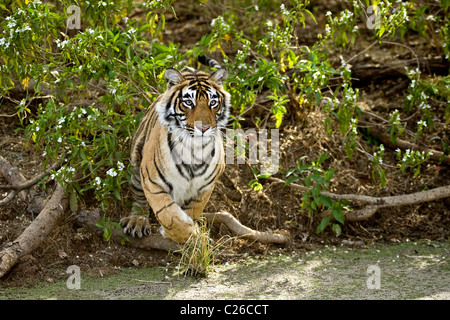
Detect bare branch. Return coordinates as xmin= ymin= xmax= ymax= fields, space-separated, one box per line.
xmin=267 ymin=177 xmax=450 ymax=221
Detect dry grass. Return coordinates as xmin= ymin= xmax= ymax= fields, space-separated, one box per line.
xmin=176 ymin=218 xmax=232 ymax=277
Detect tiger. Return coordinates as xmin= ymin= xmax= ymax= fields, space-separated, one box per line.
xmin=119 ymin=57 xmax=231 ymax=243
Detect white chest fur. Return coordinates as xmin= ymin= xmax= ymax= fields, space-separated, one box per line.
xmin=161 ymin=128 xmax=223 ymax=206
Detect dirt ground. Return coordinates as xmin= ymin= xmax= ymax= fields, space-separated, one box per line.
xmin=1 ymin=1 xmax=449 ymax=293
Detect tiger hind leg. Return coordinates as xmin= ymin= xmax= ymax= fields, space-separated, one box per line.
xmin=120 ymin=170 xmax=152 ymax=238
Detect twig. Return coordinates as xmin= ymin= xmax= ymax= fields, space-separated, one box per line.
xmin=0 ymin=154 xmax=66 ymax=192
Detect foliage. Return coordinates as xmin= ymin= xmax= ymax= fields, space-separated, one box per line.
xmin=285 ymin=153 xmax=345 ymax=236
xmin=95 ymin=214 xmax=128 ymax=244
xmin=0 ymin=0 xmax=449 ymax=237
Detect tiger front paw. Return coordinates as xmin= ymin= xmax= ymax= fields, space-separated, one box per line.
xmin=119 ymin=215 xmax=151 ymax=238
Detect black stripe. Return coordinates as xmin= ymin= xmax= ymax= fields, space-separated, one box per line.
xmin=141 ymin=166 xmax=160 ymax=187
xmin=198 ymin=166 xmax=218 ymax=194
xmin=176 ymin=162 xmax=191 ymax=180
xmin=167 ymin=131 xmax=176 ymax=152
xmin=155 ymin=201 xmax=176 ymax=215
xmin=154 ymin=155 xmax=173 ymax=193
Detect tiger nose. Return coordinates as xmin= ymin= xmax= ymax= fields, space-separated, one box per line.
xmin=201 ymin=126 xmax=210 ymax=133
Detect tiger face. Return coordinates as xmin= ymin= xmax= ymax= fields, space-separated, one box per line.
xmin=156 ymin=68 xmax=230 ymax=140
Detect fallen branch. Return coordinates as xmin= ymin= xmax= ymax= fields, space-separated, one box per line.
xmin=0 ymin=155 xmax=32 ymax=204
xmin=369 ymin=126 xmax=450 ymax=166
xmin=0 ymin=185 xmax=68 ymax=277
xmin=267 ymin=177 xmax=450 ymax=221
xmin=351 ymin=55 xmax=449 ymax=87
xmin=0 ymin=155 xmax=65 ymax=192
xmin=76 ymin=209 xmax=291 ymax=252
xmin=0 ymin=155 xmax=65 ymax=213
xmin=75 ymin=208 xmax=180 ymax=251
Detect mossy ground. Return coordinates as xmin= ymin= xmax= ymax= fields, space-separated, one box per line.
xmin=1 ymin=240 xmax=448 ymax=300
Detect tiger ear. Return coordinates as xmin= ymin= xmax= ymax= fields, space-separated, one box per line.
xmin=165 ymin=68 xmax=184 ymax=88
xmin=209 ymin=69 xmax=228 ymax=86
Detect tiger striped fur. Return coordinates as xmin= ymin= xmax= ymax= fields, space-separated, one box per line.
xmin=120 ymin=57 xmax=230 ymax=243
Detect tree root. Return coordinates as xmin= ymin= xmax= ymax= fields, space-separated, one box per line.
xmin=204 ymin=211 xmax=291 ymax=245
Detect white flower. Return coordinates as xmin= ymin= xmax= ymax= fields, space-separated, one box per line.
xmin=21 ymin=24 xmax=31 ymax=32
xmin=93 ymin=177 xmax=102 ymax=188
xmin=280 ymin=4 xmax=289 ymax=15
xmin=417 ymin=120 xmax=427 ymax=127
xmin=7 ymin=18 xmax=16 ymax=29
xmin=326 ymin=11 xmax=332 ymax=17
xmin=57 ymin=137 xmax=62 ymax=143
xmin=107 ymin=168 xmax=117 ymax=177
xmin=117 ymin=162 xmax=125 ymax=171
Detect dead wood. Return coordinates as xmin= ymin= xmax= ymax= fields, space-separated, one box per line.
xmin=76 ymin=208 xmax=291 ymax=252
xmin=0 ymin=155 xmax=33 ymax=204
xmin=0 ymin=155 xmax=65 ymax=213
xmin=267 ymin=177 xmax=450 ymax=222
xmin=0 ymin=185 xmax=68 ymax=278
xmin=350 ymin=56 xmax=449 ymax=86
xmin=75 ymin=208 xmax=180 ymax=251
xmin=204 ymin=211 xmax=291 ymax=245
xmin=368 ymin=126 xmax=450 ymax=166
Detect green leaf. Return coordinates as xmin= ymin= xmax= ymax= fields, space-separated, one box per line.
xmin=380 ymin=170 xmax=386 ymax=188
xmin=285 ymin=175 xmax=300 ymax=185
xmin=301 ymin=191 xmax=310 ymax=209
xmin=331 ymin=223 xmax=342 ymax=236
xmin=304 ymin=175 xmax=312 ymax=187
xmin=332 ymin=203 xmax=345 ymax=225
xmin=285 ymin=168 xmax=297 ymax=178
xmin=317 ymin=153 xmax=329 ymax=165
xmin=316 ymin=216 xmax=331 ymax=234
xmin=320 ymin=195 xmax=333 ymax=208
xmin=324 ymin=169 xmax=335 ymax=182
